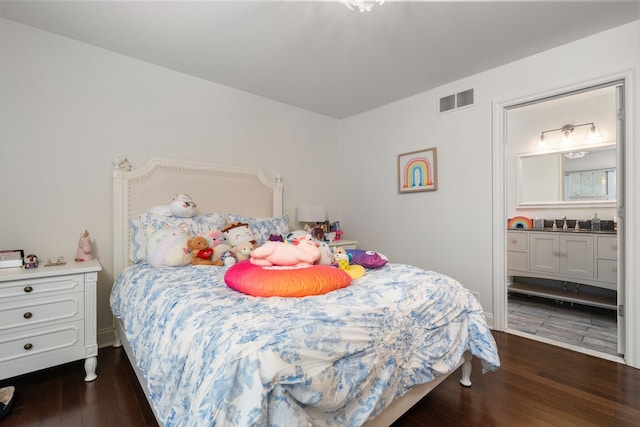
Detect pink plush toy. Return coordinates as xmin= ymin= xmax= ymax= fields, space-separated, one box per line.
xmin=75 ymin=230 xmax=94 ymax=262
xmin=250 ymin=234 xmax=321 ymax=267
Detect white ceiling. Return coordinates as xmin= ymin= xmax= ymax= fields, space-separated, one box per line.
xmin=2 ymin=1 xmax=639 ymax=119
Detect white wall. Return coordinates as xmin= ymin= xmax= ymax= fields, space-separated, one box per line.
xmin=337 ymin=21 xmax=639 ymax=319
xmin=0 ymin=19 xmax=339 ymax=342
xmin=2 ymin=17 xmax=639 ymax=351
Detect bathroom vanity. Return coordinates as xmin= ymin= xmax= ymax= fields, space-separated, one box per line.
xmin=507 ymin=229 xmax=617 ymax=309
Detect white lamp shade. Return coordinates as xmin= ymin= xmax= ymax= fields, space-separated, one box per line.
xmin=297 ymin=204 xmax=326 ymax=223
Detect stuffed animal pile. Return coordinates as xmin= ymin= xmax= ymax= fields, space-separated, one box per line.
xmin=143 ymin=194 xmax=274 ymax=268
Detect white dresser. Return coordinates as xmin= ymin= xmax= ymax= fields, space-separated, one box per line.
xmin=0 ymin=259 xmax=102 ymax=381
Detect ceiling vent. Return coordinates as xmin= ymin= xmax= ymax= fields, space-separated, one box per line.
xmin=438 ymin=89 xmax=475 ymax=113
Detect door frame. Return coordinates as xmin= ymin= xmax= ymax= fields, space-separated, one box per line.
xmin=492 ymin=70 xmax=638 ymax=368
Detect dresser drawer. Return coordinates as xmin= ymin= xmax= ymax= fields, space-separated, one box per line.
xmin=0 ymin=293 xmax=84 ymax=332
xmin=597 ymin=236 xmax=617 ymax=260
xmin=507 ymin=232 xmax=527 ymax=252
xmin=0 ymin=321 xmax=84 ymax=364
xmin=0 ymin=274 xmax=84 ymax=299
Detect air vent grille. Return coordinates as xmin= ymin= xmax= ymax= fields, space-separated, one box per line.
xmin=438 ymin=89 xmax=475 ymax=113
xmin=439 ymin=94 xmax=456 ymax=113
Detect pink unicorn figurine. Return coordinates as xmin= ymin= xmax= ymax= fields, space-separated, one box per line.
xmin=75 ymin=230 xmax=94 ymax=262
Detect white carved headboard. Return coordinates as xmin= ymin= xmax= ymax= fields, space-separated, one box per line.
xmin=112 ymin=157 xmax=283 ymax=277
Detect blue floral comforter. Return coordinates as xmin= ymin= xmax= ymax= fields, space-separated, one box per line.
xmin=110 ymin=262 xmax=500 ymax=426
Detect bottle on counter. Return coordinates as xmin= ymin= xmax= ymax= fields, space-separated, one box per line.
xmin=592 ymin=213 xmax=601 ymax=232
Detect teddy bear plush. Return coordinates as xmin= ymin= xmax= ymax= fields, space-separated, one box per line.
xmin=187 ymin=236 xmax=220 ymax=266
xmin=232 ymin=241 xmax=254 ymax=262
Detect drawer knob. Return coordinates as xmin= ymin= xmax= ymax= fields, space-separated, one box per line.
xmin=24 ymin=286 xmax=33 ymax=293
xmin=24 ymin=343 xmax=33 ymax=351
xmin=23 ymin=312 xmax=33 ymax=319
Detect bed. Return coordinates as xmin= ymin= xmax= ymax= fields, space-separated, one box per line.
xmin=110 ymin=157 xmax=500 ymax=426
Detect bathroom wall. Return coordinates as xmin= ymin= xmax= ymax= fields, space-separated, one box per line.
xmin=506 ymin=85 xmax=618 ymax=224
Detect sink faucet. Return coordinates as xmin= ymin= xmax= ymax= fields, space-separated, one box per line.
xmin=562 ymin=216 xmax=568 ymax=231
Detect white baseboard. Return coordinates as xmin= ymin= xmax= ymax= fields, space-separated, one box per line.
xmin=484 ymin=312 xmax=495 ymax=329
xmin=98 ymin=327 xmax=116 ymax=348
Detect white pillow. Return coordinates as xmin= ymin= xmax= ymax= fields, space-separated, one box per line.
xmin=140 ymin=211 xmax=227 ymax=237
xmin=128 ymin=219 xmax=147 ymax=263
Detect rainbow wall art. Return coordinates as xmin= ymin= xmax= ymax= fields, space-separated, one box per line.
xmin=398 ymin=148 xmax=438 ymax=193
xmin=403 ymin=157 xmax=433 ymax=188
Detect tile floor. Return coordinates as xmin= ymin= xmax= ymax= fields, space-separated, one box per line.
xmin=508 ymin=293 xmax=618 ymax=356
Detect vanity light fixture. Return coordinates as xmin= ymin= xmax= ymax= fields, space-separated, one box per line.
xmin=537 ymin=122 xmax=603 ymax=147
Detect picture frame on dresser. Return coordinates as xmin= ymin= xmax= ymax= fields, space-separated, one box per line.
xmin=398 ymin=147 xmax=438 ymax=193
xmin=0 ymin=250 xmax=24 ymax=269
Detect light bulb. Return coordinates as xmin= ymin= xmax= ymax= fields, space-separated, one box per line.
xmin=537 ymin=133 xmax=548 ymax=147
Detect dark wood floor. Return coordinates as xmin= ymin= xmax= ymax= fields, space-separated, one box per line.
xmin=1 ymin=332 xmax=639 ymax=426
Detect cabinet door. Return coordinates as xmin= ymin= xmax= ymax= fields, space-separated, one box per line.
xmin=529 ymin=233 xmax=559 ymax=273
xmin=596 ymin=259 xmax=617 ymax=288
xmin=560 ymin=235 xmax=594 ymax=279
xmin=597 ymin=236 xmax=617 ymax=260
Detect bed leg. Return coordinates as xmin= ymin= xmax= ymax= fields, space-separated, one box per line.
xmin=113 ymin=328 xmax=122 ymax=348
xmin=459 ymin=353 xmax=473 ymax=387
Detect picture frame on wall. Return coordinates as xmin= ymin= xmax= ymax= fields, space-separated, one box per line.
xmin=397 ymin=147 xmax=438 ymax=193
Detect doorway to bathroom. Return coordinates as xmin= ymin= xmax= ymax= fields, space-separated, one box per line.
xmin=499 ymin=80 xmax=626 ymax=360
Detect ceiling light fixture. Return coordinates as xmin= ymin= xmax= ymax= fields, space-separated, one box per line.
xmin=537 ymin=122 xmax=603 ymax=147
xmin=340 ymin=0 xmax=385 ymax=12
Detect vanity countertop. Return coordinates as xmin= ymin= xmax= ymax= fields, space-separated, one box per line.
xmin=508 ymin=228 xmax=616 ymax=235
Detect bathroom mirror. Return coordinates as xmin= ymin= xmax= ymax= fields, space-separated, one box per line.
xmin=517 ymin=143 xmax=616 ymax=208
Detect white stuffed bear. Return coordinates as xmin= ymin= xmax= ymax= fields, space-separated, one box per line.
xmin=149 ymin=193 xmax=197 ymax=218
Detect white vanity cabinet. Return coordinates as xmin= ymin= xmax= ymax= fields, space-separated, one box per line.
xmin=508 ymin=230 xmax=616 ymax=309
xmin=528 ymin=232 xmax=594 ymax=280
xmin=596 ymin=236 xmax=617 ymax=288
xmin=0 ymin=259 xmax=101 ymax=381
xmin=507 ymin=231 xmax=528 ymax=272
